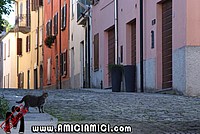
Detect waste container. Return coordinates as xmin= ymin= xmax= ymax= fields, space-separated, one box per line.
xmin=124 ymin=65 xmax=136 ymax=92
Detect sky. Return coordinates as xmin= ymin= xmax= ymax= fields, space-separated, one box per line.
xmin=2 ymin=4 xmax=15 ymax=26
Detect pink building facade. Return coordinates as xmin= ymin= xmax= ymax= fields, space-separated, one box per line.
xmin=92 ymin=0 xmax=200 ymax=96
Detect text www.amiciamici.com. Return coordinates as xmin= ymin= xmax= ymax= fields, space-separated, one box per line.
xmin=31 ymin=123 xmax=132 ymax=133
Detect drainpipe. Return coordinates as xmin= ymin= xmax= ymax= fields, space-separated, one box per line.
xmin=140 ymin=0 xmax=144 ymax=92
xmin=36 ymin=4 xmax=40 ymax=89
xmin=59 ymin=0 xmax=62 ymax=89
xmin=114 ymin=0 xmax=119 ymax=64
xmin=87 ymin=16 xmax=91 ymax=88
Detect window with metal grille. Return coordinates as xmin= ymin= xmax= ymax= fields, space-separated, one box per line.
xmin=94 ymin=33 xmax=99 ymax=71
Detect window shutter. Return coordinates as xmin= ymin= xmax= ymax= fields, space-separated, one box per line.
xmin=46 ymin=22 xmax=48 ymax=36
xmin=61 ymin=7 xmax=64 ymax=29
xmin=39 ymin=0 xmax=43 ymax=6
xmin=17 ymin=38 xmax=22 ymax=55
xmin=50 ymin=20 xmax=52 ymax=35
xmin=26 ymin=36 xmax=28 ymax=52
xmin=63 ymin=4 xmax=66 ymax=29
xmin=29 ymin=35 xmax=31 ymax=51
xmin=21 ymin=72 xmax=24 ymax=89
xmin=32 ymin=0 xmax=36 ymax=11
xmin=63 ymin=51 xmax=67 ymax=75
xmin=54 ymin=13 xmax=58 ymax=35
xmin=4 ymin=43 xmax=6 ymax=60
xmin=94 ymin=33 xmax=99 ymax=70
xmin=8 ymin=39 xmax=10 ymax=57
xmin=60 ymin=53 xmax=63 ymax=75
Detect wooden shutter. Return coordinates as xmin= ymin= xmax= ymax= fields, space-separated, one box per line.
xmin=21 ymin=72 xmax=24 ymax=89
xmin=63 ymin=4 xmax=66 ymax=29
xmin=94 ymin=33 xmax=99 ymax=70
xmin=17 ymin=38 xmax=22 ymax=55
xmin=49 ymin=20 xmax=52 ymax=35
xmin=61 ymin=7 xmax=64 ymax=29
xmin=32 ymin=0 xmax=36 ymax=11
xmin=28 ymin=35 xmax=30 ymax=51
xmin=46 ymin=22 xmax=48 ymax=36
xmin=26 ymin=36 xmax=28 ymax=52
xmin=60 ymin=53 xmax=63 ymax=75
xmin=39 ymin=0 xmax=43 ymax=6
xmin=63 ymin=51 xmax=67 ymax=75
xmin=54 ymin=13 xmax=58 ymax=35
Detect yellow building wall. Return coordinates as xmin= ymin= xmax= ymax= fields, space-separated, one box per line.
xmin=17 ymin=0 xmax=44 ymax=89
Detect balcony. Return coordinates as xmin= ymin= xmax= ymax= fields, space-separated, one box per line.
xmin=77 ymin=0 xmax=90 ymax=25
xmin=14 ymin=14 xmax=31 ymax=34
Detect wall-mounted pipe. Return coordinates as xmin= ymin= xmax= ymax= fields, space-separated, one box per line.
xmin=140 ymin=0 xmax=144 ymax=92
xmin=114 ymin=0 xmax=119 ymax=64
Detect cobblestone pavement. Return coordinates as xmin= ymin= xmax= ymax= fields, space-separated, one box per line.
xmin=0 ymin=88 xmax=200 ymax=134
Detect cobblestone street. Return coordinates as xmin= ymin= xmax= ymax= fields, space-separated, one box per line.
xmin=1 ymin=88 xmax=200 ymax=134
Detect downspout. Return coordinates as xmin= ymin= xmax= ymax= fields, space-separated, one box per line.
xmin=87 ymin=16 xmax=91 ymax=88
xmin=114 ymin=0 xmax=119 ymax=64
xmin=140 ymin=0 xmax=144 ymax=92
xmin=36 ymin=3 xmax=40 ymax=89
xmin=59 ymin=0 xmax=62 ymax=89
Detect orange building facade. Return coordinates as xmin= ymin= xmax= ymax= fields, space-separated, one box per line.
xmin=43 ymin=0 xmax=70 ymax=89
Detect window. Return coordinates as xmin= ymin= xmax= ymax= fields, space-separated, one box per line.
xmin=61 ymin=50 xmax=67 ymax=76
xmin=39 ymin=0 xmax=43 ymax=6
xmin=151 ymin=30 xmax=155 ymax=49
xmin=35 ymin=29 xmax=38 ymax=48
xmin=120 ymin=46 xmax=123 ymax=63
xmin=0 ymin=42 xmax=2 ymax=60
xmin=32 ymin=0 xmax=39 ymax=11
xmin=47 ymin=58 xmax=51 ymax=84
xmin=54 ymin=12 xmax=58 ymax=36
xmin=27 ymin=70 xmax=30 ymax=89
xmin=18 ymin=72 xmax=24 ymax=89
xmin=26 ymin=0 xmax=31 ymax=27
xmin=4 ymin=43 xmax=6 ymax=60
xmin=8 ymin=39 xmax=10 ymax=57
xmin=46 ymin=20 xmax=52 ymax=36
xmin=71 ymin=0 xmax=74 ymax=19
xmin=17 ymin=38 xmax=22 ymax=56
xmin=26 ymin=35 xmax=31 ymax=52
xmin=39 ymin=28 xmax=43 ymax=46
xmin=61 ymin=3 xmax=67 ymax=30
xmin=19 ymin=2 xmax=23 ymax=20
xmin=94 ymin=33 xmax=99 ymax=71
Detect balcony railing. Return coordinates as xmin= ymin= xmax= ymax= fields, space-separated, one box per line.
xmin=77 ymin=0 xmax=90 ymax=25
xmin=15 ymin=14 xmax=31 ymax=34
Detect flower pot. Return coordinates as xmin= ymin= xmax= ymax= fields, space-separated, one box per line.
xmin=111 ymin=66 xmax=122 ymax=92
xmin=124 ymin=65 xmax=136 ymax=92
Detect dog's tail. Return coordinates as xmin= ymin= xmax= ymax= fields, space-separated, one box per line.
xmin=16 ymin=97 xmax=24 ymax=103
